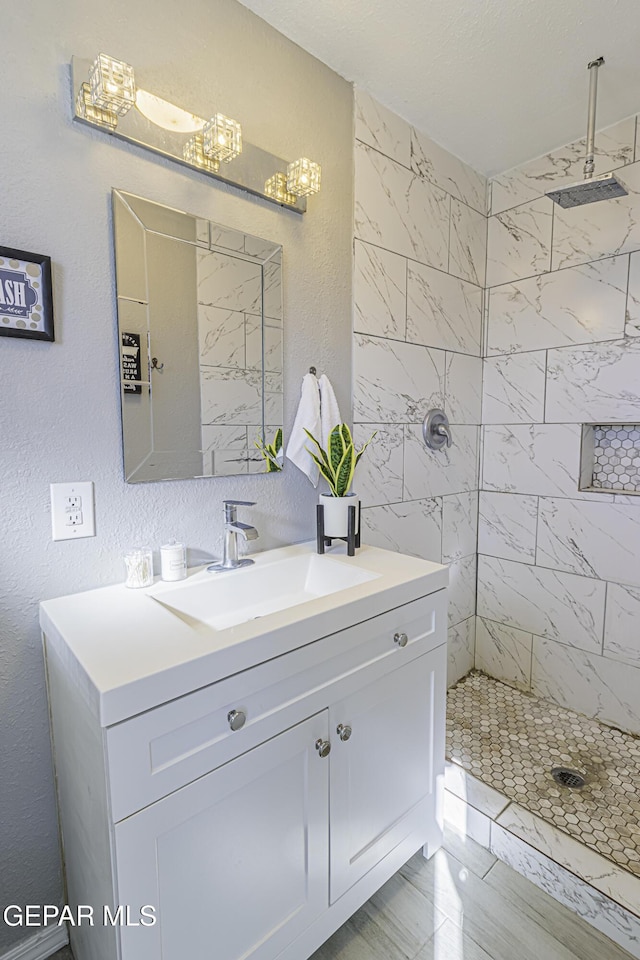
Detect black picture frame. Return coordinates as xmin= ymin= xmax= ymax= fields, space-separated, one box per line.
xmin=0 ymin=246 xmax=54 ymax=341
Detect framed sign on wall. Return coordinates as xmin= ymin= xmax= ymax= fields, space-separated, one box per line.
xmin=0 ymin=246 xmax=54 ymax=341
xmin=121 ymin=332 xmax=142 ymax=394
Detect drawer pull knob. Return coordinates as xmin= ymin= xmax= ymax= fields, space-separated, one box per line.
xmin=336 ymin=724 xmax=352 ymax=742
xmin=315 ymin=738 xmax=331 ymax=758
xmin=394 ymin=631 xmax=408 ymax=647
xmin=227 ymin=709 xmax=247 ymax=731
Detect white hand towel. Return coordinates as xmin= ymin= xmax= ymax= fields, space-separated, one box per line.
xmin=319 ymin=374 xmax=342 ymax=446
xmin=285 ymin=373 xmax=322 ymax=485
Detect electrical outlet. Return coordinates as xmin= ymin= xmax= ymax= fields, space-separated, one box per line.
xmin=50 ymin=482 xmax=95 ymax=541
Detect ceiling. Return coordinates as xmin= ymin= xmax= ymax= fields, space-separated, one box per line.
xmin=238 ymin=0 xmax=640 ymax=176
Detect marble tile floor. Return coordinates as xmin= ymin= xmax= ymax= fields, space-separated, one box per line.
xmin=311 ymin=826 xmax=634 ymax=960
xmin=49 ymin=826 xmax=636 ymax=960
xmin=447 ymin=672 xmax=640 ymax=877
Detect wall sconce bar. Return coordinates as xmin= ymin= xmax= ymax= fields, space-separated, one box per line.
xmin=70 ymin=56 xmax=308 ymax=213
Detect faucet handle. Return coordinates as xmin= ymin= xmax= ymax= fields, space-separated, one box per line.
xmin=422 ymin=409 xmax=452 ymax=452
xmin=224 ymin=499 xmax=256 ymax=523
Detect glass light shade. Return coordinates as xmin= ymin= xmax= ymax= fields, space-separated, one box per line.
xmin=76 ymin=82 xmax=118 ymax=130
xmin=89 ymin=53 xmax=135 ymax=117
xmin=286 ymin=158 xmax=321 ymax=197
xmin=264 ymin=172 xmax=297 ymax=205
xmin=183 ymin=133 xmax=220 ymax=173
xmin=202 ymin=113 xmax=242 ymax=163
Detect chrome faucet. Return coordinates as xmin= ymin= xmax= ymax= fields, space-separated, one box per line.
xmin=208 ymin=500 xmax=259 ymax=573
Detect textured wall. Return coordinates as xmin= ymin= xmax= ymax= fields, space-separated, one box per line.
xmin=351 ymin=90 xmax=486 ymax=688
xmin=0 ymin=2 xmax=352 ymax=951
xmin=478 ymin=115 xmax=640 ymax=735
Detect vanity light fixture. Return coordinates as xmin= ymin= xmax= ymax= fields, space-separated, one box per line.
xmin=71 ymin=53 xmax=318 ymax=213
xmin=202 ymin=113 xmax=242 ymax=163
xmin=286 ymin=158 xmax=321 ymax=197
xmin=88 ymin=53 xmax=136 ymax=117
xmin=264 ymin=172 xmax=298 ymax=206
xmin=183 ymin=133 xmax=220 ymax=173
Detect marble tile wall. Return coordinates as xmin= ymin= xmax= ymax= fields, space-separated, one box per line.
xmin=353 ymin=90 xmax=487 ymax=685
xmin=480 ymin=110 xmax=640 ymax=734
xmin=196 ymin=251 xmax=283 ymax=475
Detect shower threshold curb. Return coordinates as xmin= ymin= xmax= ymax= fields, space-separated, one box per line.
xmin=444 ymin=761 xmax=640 ymax=959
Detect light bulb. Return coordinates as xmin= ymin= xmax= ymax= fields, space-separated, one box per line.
xmin=202 ymin=114 xmax=242 ymax=163
xmin=286 ymin=158 xmax=321 ymax=197
xmin=89 ymin=53 xmax=135 ymax=117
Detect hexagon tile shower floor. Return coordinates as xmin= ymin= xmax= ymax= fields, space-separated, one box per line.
xmin=447 ymin=672 xmax=640 ymax=875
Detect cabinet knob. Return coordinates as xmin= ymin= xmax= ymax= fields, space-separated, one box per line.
xmin=315 ymin=738 xmax=331 ymax=758
xmin=394 ymin=631 xmax=409 ymax=647
xmin=336 ymin=724 xmax=352 ymax=742
xmin=227 ymin=709 xmax=247 ymax=731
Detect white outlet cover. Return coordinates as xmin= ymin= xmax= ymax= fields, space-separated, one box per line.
xmin=50 ymin=481 xmax=96 ymax=541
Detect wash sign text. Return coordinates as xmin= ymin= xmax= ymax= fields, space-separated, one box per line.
xmin=0 ymin=268 xmax=37 ymax=318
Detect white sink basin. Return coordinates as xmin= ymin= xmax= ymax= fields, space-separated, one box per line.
xmin=150 ymin=553 xmax=381 ymax=631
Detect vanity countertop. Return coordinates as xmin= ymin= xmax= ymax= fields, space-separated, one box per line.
xmin=40 ymin=541 xmax=447 ymax=727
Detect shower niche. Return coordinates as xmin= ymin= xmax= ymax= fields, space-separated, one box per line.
xmin=579 ymin=423 xmax=640 ymax=494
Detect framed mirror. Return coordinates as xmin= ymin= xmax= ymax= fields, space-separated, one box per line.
xmin=112 ymin=190 xmax=283 ymax=482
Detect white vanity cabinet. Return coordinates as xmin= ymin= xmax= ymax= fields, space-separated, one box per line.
xmin=114 ymin=712 xmax=331 ymax=960
xmin=41 ymin=544 xmax=447 ymax=960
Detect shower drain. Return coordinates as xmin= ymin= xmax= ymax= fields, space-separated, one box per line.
xmin=551 ymin=767 xmax=587 ymax=789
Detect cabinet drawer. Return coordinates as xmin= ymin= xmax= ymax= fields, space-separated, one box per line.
xmin=106 ymin=589 xmax=446 ymax=821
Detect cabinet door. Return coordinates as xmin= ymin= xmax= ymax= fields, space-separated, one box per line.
xmin=329 ymin=646 xmax=445 ymax=902
xmin=114 ymin=712 xmax=329 ymax=960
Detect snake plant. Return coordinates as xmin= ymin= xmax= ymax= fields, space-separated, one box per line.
xmin=304 ymin=423 xmax=376 ymax=497
xmin=255 ymin=428 xmax=283 ymax=472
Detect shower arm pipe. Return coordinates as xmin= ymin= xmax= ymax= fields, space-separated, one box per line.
xmin=584 ymin=57 xmax=605 ymax=179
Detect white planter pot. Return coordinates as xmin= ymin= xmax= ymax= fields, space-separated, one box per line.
xmin=319 ymin=492 xmax=360 ymax=539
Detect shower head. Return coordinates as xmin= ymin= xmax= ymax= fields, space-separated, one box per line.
xmin=546 ymin=171 xmax=628 ymax=208
xmin=546 ymin=57 xmax=628 ymax=208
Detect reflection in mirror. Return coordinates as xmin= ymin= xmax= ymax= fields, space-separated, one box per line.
xmin=113 ymin=191 xmax=283 ymax=482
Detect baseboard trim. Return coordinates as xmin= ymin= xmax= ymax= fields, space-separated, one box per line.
xmin=0 ymin=926 xmax=68 ymax=960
